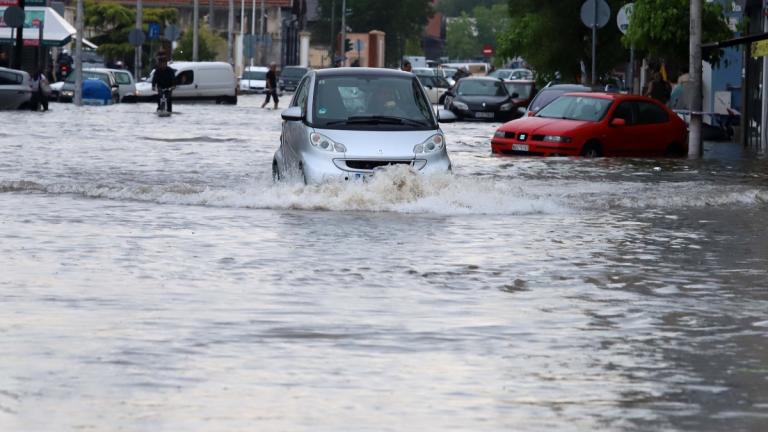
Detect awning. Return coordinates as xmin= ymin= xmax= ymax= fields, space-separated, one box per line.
xmin=0 ymin=6 xmax=76 ymax=47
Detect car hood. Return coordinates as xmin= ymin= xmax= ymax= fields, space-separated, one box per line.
xmin=314 ymin=128 xmax=440 ymax=159
xmin=456 ymin=95 xmax=509 ymax=104
xmin=135 ymin=81 xmax=154 ymax=96
xmin=241 ymin=79 xmax=266 ymax=86
xmin=501 ymin=116 xmax=590 ymax=135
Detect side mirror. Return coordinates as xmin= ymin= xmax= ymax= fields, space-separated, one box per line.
xmin=436 ymin=109 xmax=457 ymax=123
xmin=610 ymin=118 xmax=627 ymax=127
xmin=281 ymin=106 xmax=304 ymax=121
xmin=527 ymin=111 xmax=536 ymax=117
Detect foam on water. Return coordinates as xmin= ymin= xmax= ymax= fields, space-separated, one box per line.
xmin=1 ymin=165 xmax=766 ymax=215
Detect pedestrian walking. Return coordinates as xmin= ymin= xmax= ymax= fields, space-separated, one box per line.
xmin=261 ymin=62 xmax=279 ymax=110
xmin=30 ymin=68 xmax=50 ymax=112
xmin=401 ymin=61 xmax=412 ymax=72
xmin=646 ymin=71 xmax=671 ymax=105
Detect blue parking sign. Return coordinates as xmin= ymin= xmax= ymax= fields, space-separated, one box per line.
xmin=148 ymin=22 xmax=161 ymax=40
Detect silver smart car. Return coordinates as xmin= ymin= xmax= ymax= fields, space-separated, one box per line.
xmin=273 ymin=68 xmax=456 ymax=184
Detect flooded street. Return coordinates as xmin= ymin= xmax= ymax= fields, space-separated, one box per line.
xmin=2 ymin=96 xmax=768 ymax=431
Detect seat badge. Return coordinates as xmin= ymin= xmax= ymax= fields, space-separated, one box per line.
xmin=378 ymin=149 xmax=383 ymax=154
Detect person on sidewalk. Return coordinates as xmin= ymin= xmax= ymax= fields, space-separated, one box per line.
xmin=261 ymin=63 xmax=279 ymax=110
xmin=646 ymin=71 xmax=671 ymax=105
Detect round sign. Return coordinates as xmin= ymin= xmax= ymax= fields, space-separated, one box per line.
xmin=617 ymin=3 xmax=634 ymax=34
xmin=128 ymin=28 xmax=146 ymax=47
xmin=164 ymin=24 xmax=181 ymax=42
xmin=580 ymin=0 xmax=611 ymax=29
xmin=3 ymin=6 xmax=26 ymax=28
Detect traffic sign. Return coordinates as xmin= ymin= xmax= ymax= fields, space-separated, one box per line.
xmin=148 ymin=22 xmax=161 ymax=40
xmin=580 ymin=0 xmax=610 ymax=29
xmin=3 ymin=5 xmax=25 ymax=28
xmin=163 ymin=24 xmax=181 ymax=41
xmin=354 ymin=40 xmax=363 ymax=52
xmin=617 ymin=3 xmax=634 ymax=34
xmin=128 ymin=28 xmax=145 ymax=47
xmin=482 ymin=44 xmax=494 ymax=57
xmin=753 ymin=40 xmax=768 ymax=58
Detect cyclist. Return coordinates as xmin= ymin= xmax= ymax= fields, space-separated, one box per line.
xmin=151 ymin=51 xmax=176 ymax=113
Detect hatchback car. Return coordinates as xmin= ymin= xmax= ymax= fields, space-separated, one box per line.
xmin=0 ymin=67 xmax=32 ymax=110
xmin=416 ymin=74 xmax=451 ymax=104
xmin=279 ymin=66 xmax=310 ymax=92
xmin=525 ymin=83 xmax=592 ymax=115
xmin=490 ymin=93 xmax=688 ymax=157
xmin=240 ymin=66 xmax=269 ymax=94
xmin=443 ymin=77 xmax=517 ymax=121
xmin=273 ymin=68 xmax=456 ymax=184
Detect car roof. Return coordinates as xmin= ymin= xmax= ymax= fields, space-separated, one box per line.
xmin=545 ymin=84 xmax=592 ymax=91
xmin=458 ymin=76 xmax=503 ymax=82
xmin=314 ymin=67 xmax=413 ymax=79
xmin=503 ymin=79 xmax=535 ymax=84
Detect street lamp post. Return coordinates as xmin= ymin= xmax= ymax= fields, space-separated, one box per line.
xmin=689 ymin=0 xmax=702 ymax=157
xmin=74 ymin=0 xmax=83 ymax=106
xmin=193 ymin=0 xmax=199 ymax=61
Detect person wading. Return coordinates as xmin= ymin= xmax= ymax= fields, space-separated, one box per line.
xmin=261 ymin=62 xmax=279 ymax=110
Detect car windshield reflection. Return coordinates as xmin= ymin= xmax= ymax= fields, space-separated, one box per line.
xmin=457 ymin=80 xmax=507 ymax=97
xmin=312 ymin=76 xmax=435 ymax=130
xmin=536 ymin=95 xmax=612 ymax=122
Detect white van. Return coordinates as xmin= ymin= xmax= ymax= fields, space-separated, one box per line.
xmin=169 ymin=61 xmax=237 ymax=104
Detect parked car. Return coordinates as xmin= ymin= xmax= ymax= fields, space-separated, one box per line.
xmin=416 ymin=74 xmax=451 ymax=104
xmin=0 ymin=67 xmax=32 ymax=110
xmin=279 ymin=66 xmax=310 ymax=92
xmin=135 ymin=62 xmax=238 ymax=104
xmin=49 ymin=80 xmax=65 ymax=100
xmin=107 ymin=68 xmax=136 ymax=102
xmin=273 ymin=67 xmax=456 ymax=184
xmin=525 ymin=84 xmax=592 ymax=115
xmin=59 ymin=69 xmax=120 ymax=103
xmin=240 ymin=66 xmax=269 ymax=94
xmin=489 ymin=68 xmax=534 ymax=80
xmin=490 ymin=92 xmax=688 ymax=157
xmin=503 ymin=79 xmax=538 ymax=112
xmin=443 ymin=76 xmax=518 ymax=121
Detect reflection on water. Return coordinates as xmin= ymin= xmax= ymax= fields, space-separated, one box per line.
xmin=1 ymin=100 xmax=767 ymax=431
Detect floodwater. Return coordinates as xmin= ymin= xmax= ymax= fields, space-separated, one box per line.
xmin=1 ymin=97 xmax=767 ymax=432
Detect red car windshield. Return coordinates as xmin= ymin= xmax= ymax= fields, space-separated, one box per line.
xmin=537 ymin=95 xmax=612 ymax=122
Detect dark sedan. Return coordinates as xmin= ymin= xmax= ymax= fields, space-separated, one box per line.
xmin=279 ymin=66 xmax=310 ymax=92
xmin=525 ymin=83 xmax=592 ymax=115
xmin=443 ymin=77 xmax=518 ymax=121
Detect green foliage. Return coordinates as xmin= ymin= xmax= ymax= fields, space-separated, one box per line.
xmin=498 ymin=0 xmax=628 ymax=82
xmin=445 ymin=13 xmax=478 ymax=59
xmin=84 ymin=1 xmax=177 ymax=72
xmin=623 ymin=0 xmax=733 ymax=66
xmin=437 ymin=0 xmax=504 ymax=16
xmin=404 ymin=37 xmax=424 ymax=56
xmin=173 ymin=24 xmax=226 ymax=62
xmin=314 ymin=0 xmax=433 ymax=65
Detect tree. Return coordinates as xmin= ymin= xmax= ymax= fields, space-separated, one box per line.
xmin=497 ymin=0 xmax=628 ymax=82
xmin=437 ymin=0 xmax=504 ymax=16
xmin=173 ymin=23 xmax=227 ymax=61
xmin=313 ymin=0 xmax=433 ymax=66
xmin=445 ymin=13 xmax=478 ymax=60
xmin=623 ymin=0 xmax=732 ymax=71
xmin=84 ymin=1 xmax=177 ymax=72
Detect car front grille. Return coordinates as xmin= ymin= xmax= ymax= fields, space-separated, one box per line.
xmin=344 ymin=160 xmax=413 ymax=170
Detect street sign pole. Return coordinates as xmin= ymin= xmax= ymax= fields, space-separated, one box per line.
xmin=135 ymin=0 xmax=142 ymax=81
xmin=259 ymin=0 xmax=265 ymax=64
xmin=340 ymin=0 xmax=346 ymax=67
xmin=75 ymin=0 xmax=83 ymax=106
xmin=592 ymin=0 xmax=597 ymax=85
xmin=227 ymin=0 xmax=234 ymax=65
xmin=193 ymin=0 xmax=199 ymax=61
xmin=14 ymin=0 xmax=24 ymax=70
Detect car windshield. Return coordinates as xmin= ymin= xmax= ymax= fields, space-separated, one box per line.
xmin=418 ymin=75 xmax=450 ymax=88
xmin=504 ymin=82 xmax=533 ymax=98
xmin=282 ymin=67 xmax=307 ymax=78
xmin=243 ymin=71 xmax=266 ymax=80
xmin=66 ymin=71 xmax=110 ymax=85
xmin=457 ymin=80 xmax=507 ymax=97
xmin=312 ymin=75 xmax=435 ymax=130
xmin=114 ymin=72 xmax=132 ymax=85
xmin=536 ymin=95 xmax=613 ymax=122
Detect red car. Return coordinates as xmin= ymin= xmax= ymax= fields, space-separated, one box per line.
xmin=491 ymin=92 xmax=688 ymax=157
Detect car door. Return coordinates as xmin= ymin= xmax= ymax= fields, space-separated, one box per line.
xmin=282 ymin=76 xmax=310 ymax=171
xmin=174 ymin=69 xmax=196 ymax=99
xmin=633 ymin=101 xmax=672 ymax=156
xmin=0 ymin=69 xmax=27 ymax=109
xmin=605 ymin=100 xmax=638 ymax=156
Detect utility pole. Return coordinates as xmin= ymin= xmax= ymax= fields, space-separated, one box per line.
xmin=762 ymin=10 xmax=768 ymax=154
xmin=13 ymin=0 xmax=24 ymax=69
xmin=259 ymin=0 xmax=265 ymax=64
xmin=329 ymin=0 xmax=335 ymax=64
xmin=228 ymin=0 xmax=234 ymax=65
xmin=250 ymin=0 xmax=256 ymax=66
xmin=340 ymin=0 xmax=346 ymax=67
xmin=135 ymin=0 xmax=142 ymax=79
xmin=74 ymin=0 xmax=83 ymax=106
xmin=591 ymin=0 xmax=597 ymax=86
xmin=240 ymin=0 xmax=244 ymax=73
xmin=689 ymin=0 xmax=702 ymax=157
xmin=193 ymin=0 xmax=199 ymax=61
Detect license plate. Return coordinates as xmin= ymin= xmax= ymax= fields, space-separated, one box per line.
xmin=476 ymin=112 xmax=494 ymax=118
xmin=512 ymin=144 xmax=529 ymax=152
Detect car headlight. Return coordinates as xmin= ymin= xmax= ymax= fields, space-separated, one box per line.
xmin=413 ymin=134 xmax=445 ymax=154
xmin=310 ymin=132 xmax=346 ymax=153
xmin=63 ymin=91 xmax=73 ymax=97
xmin=500 ymin=102 xmax=514 ymax=111
xmin=452 ymin=101 xmax=468 ymax=110
xmin=493 ymin=130 xmax=506 ymax=138
xmin=542 ymin=135 xmax=572 ymax=143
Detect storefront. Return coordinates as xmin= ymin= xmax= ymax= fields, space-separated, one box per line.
xmin=0 ymin=5 xmax=76 ymax=72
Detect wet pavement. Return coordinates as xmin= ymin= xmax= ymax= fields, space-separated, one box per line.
xmin=1 ymin=96 xmax=767 ymax=431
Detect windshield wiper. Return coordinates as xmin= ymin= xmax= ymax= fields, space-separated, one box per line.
xmin=326 ymin=116 xmax=428 ymax=127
